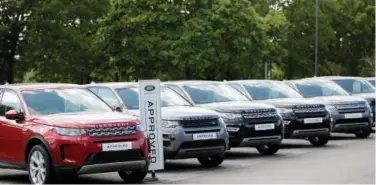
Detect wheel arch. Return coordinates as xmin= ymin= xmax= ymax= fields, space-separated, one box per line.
xmin=25 ymin=134 xmax=54 ymax=164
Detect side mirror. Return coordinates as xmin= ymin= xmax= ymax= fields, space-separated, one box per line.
xmin=5 ymin=110 xmax=25 ymax=120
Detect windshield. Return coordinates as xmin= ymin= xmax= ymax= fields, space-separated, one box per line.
xmin=116 ymin=87 xmax=191 ymax=110
xmin=292 ymin=81 xmax=349 ymax=98
xmin=332 ymin=79 xmax=375 ymax=94
xmin=244 ymin=82 xmax=303 ymax=100
xmin=182 ymin=84 xmax=249 ymax=104
xmin=22 ymin=88 xmax=112 ymax=115
xmin=367 ymin=79 xmax=375 ymax=87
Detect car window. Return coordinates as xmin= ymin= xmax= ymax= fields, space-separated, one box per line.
xmin=294 ymin=81 xmax=348 ymax=97
xmin=367 ymin=80 xmax=375 ymax=87
xmin=0 ymin=90 xmax=24 ymax=116
xmin=116 ymin=87 xmax=191 ymax=110
xmin=87 ymin=87 xmax=98 ymax=94
xmin=333 ymin=79 xmax=375 ymax=94
xmin=22 ymin=88 xmax=112 ymax=116
xmin=167 ymin=85 xmax=189 ymax=100
xmin=182 ymin=84 xmax=249 ymax=104
xmin=96 ymin=87 xmax=121 ymax=107
xmin=229 ymin=84 xmax=248 ymax=97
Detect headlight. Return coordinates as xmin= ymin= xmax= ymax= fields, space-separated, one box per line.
xmin=326 ymin=105 xmax=336 ymax=110
xmin=219 ymin=113 xmax=243 ymax=121
xmin=365 ymin=102 xmax=372 ymax=112
xmin=51 ymin=127 xmax=86 ymax=136
xmin=277 ymin=108 xmax=293 ymax=114
xmin=136 ymin=124 xmax=148 ymax=136
xmin=162 ymin=120 xmax=179 ymax=128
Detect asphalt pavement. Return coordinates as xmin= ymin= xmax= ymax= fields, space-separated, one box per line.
xmin=0 ymin=133 xmax=374 ymax=184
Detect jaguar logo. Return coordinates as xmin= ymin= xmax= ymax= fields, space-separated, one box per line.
xmin=145 ymin=85 xmax=156 ymax=91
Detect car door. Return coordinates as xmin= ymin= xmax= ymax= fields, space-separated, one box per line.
xmin=0 ymin=90 xmax=25 ymax=163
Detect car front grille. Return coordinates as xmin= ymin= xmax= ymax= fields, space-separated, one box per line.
xmin=293 ymin=104 xmax=327 ymax=118
xmin=85 ymin=126 xmax=137 ymax=138
xmin=242 ymin=109 xmax=279 ymax=123
xmin=180 ymin=119 xmax=219 ymax=128
xmin=335 ymin=103 xmax=366 ymax=113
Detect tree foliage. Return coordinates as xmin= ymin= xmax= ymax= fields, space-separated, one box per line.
xmin=0 ymin=0 xmax=374 ymax=84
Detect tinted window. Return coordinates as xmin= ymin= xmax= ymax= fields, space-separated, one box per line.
xmin=22 ymin=88 xmax=112 ymax=115
xmin=116 ymin=87 xmax=191 ymax=110
xmin=294 ymin=81 xmax=349 ymax=98
xmin=368 ymin=80 xmax=375 ymax=87
xmin=182 ymin=84 xmax=249 ymax=104
xmin=243 ymin=82 xmax=302 ymax=100
xmin=229 ymin=84 xmax=248 ymax=96
xmin=0 ymin=90 xmax=23 ymax=116
xmin=96 ymin=87 xmax=121 ymax=107
xmin=333 ymin=79 xmax=375 ymax=94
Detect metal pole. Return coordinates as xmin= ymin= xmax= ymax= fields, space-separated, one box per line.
xmin=314 ymin=0 xmax=319 ymax=77
xmin=264 ymin=62 xmax=268 ymax=80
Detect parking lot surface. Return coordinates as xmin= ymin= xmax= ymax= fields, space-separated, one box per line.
xmin=0 ymin=133 xmax=374 ymax=184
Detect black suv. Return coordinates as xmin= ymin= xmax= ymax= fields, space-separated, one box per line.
xmin=285 ymin=79 xmax=373 ymax=138
xmin=227 ymin=80 xmax=331 ymax=146
xmin=164 ymin=81 xmax=284 ymax=155
xmin=307 ymin=76 xmax=375 ymax=125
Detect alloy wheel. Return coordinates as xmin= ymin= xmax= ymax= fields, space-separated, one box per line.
xmin=29 ymin=151 xmax=47 ymax=184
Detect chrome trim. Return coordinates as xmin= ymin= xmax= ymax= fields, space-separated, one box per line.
xmin=293 ymin=128 xmax=329 ymax=134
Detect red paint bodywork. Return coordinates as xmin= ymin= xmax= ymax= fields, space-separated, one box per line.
xmin=0 ymin=84 xmax=149 ymax=168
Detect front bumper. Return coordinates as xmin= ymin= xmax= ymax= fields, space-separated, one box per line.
xmin=163 ymin=126 xmax=228 ymax=159
xmin=55 ymin=160 xmax=148 ymax=175
xmin=284 ymin=117 xmax=331 ymax=138
xmin=48 ymin=132 xmax=149 ymax=174
xmin=226 ymin=120 xmax=283 ymax=147
xmin=331 ymin=112 xmax=373 ymax=132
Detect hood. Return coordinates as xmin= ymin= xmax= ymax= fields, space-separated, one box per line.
xmin=307 ymin=95 xmax=367 ymax=105
xmin=196 ymin=101 xmax=276 ymax=113
xmin=255 ymin=98 xmax=325 ymax=108
xmin=351 ymin=93 xmax=375 ymax=101
xmin=126 ymin=106 xmax=220 ymax=120
xmin=30 ymin=112 xmax=139 ymax=128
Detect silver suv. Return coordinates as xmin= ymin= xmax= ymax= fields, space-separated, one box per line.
xmin=285 ymin=79 xmax=373 ymax=138
xmin=85 ymin=82 xmax=229 ymax=167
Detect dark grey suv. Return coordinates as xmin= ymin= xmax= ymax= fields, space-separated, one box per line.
xmin=85 ymin=82 xmax=229 ymax=167
xmin=164 ymin=81 xmax=284 ymax=155
xmin=227 ymin=80 xmax=332 ymax=146
xmin=285 ymin=79 xmax=373 ymax=138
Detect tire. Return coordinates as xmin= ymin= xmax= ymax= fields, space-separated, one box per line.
xmin=256 ymin=144 xmax=280 ymax=155
xmin=27 ymin=145 xmax=55 ymax=184
xmin=354 ymin=128 xmax=372 ymax=138
xmin=118 ymin=170 xmax=147 ymax=183
xmin=308 ymin=136 xmax=329 ymax=146
xmin=197 ymin=155 xmax=225 ymax=167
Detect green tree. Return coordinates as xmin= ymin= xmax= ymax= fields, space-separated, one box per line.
xmin=0 ymin=0 xmax=108 ymax=84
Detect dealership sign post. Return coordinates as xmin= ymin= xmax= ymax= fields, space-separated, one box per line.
xmin=139 ymin=80 xmax=164 ymax=179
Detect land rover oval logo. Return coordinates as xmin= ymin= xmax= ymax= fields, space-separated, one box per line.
xmin=145 ymin=85 xmax=155 ymax=91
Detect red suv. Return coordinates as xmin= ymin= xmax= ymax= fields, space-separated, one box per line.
xmin=0 ymin=84 xmax=149 ymax=184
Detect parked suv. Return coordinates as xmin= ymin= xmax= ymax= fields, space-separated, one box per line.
xmin=307 ymin=76 xmax=375 ymax=125
xmin=227 ymin=80 xmax=332 ymax=146
xmin=0 ymin=84 xmax=149 ymax=184
xmin=164 ymin=81 xmax=284 ymax=155
xmin=285 ymin=79 xmax=373 ymax=138
xmin=85 ymin=82 xmax=228 ymax=167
